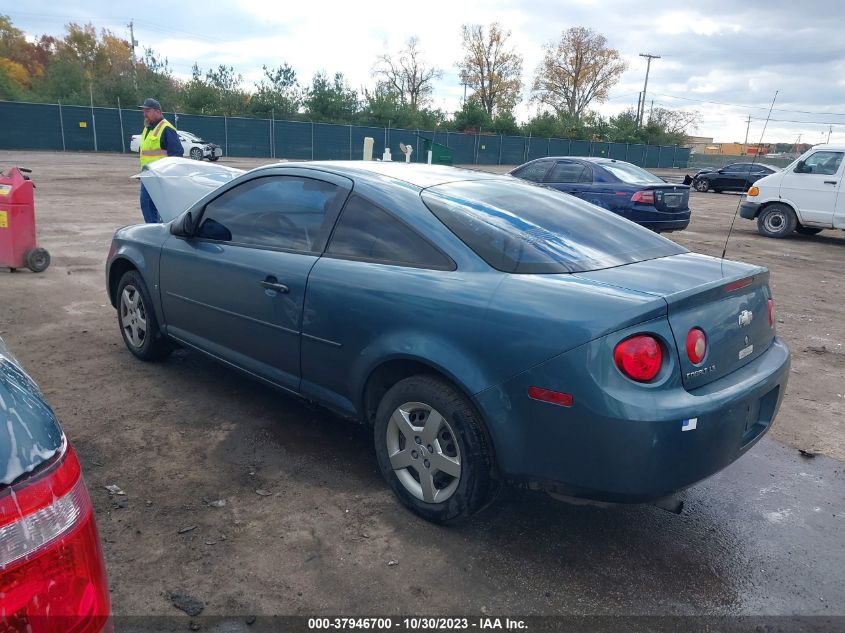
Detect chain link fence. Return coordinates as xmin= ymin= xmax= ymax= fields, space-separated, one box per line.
xmin=0 ymin=100 xmax=692 ymax=168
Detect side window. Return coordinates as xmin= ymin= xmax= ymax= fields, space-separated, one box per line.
xmin=196 ymin=176 xmax=343 ymax=252
xmin=800 ymin=151 xmax=844 ymax=176
xmin=546 ymin=161 xmax=588 ymax=183
xmin=579 ymin=164 xmax=594 ymax=183
xmin=513 ymin=161 xmax=552 ymax=182
xmin=327 ymin=195 xmax=452 ymax=269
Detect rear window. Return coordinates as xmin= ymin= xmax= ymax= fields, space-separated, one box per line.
xmin=421 ymin=179 xmax=686 ymax=274
xmin=597 ymin=161 xmax=664 ymax=185
xmin=1 ymin=357 xmax=64 ymax=487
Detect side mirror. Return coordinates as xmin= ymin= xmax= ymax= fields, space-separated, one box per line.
xmin=170 ymin=211 xmax=195 ymax=237
xmin=794 ymin=160 xmax=806 ymax=173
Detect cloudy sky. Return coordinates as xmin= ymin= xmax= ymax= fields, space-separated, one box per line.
xmin=10 ymin=0 xmax=845 ymax=144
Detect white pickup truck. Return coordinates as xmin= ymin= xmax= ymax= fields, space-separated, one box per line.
xmin=740 ymin=143 xmax=845 ymax=237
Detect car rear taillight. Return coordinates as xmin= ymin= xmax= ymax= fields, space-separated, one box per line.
xmin=768 ymin=298 xmax=774 ymax=327
xmin=0 ymin=444 xmax=110 ymax=631
xmin=686 ymin=328 xmax=707 ymax=365
xmin=613 ymin=335 xmax=663 ymax=382
xmin=631 ymin=190 xmax=655 ymax=205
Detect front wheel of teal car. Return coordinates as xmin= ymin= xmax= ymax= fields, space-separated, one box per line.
xmin=117 ymin=271 xmax=173 ymax=361
xmin=374 ymin=376 xmax=496 ymax=524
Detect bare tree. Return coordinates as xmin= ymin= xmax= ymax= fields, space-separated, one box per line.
xmin=645 ymin=107 xmax=700 ymax=142
xmin=532 ymin=27 xmax=627 ymax=121
xmin=372 ymin=37 xmax=442 ymax=110
xmin=457 ymin=23 xmax=523 ymax=116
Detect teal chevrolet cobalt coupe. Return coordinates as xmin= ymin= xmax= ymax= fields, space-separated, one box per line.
xmin=106 ymin=161 xmax=790 ymax=523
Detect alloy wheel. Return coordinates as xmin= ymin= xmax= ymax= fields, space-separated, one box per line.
xmin=120 ymin=285 xmax=147 ymax=349
xmin=385 ymin=402 xmax=462 ymax=504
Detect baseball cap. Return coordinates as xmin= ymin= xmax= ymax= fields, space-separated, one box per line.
xmin=138 ymin=97 xmax=162 ymax=110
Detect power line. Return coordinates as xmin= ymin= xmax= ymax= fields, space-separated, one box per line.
xmin=750 ymin=116 xmax=845 ymax=126
xmin=652 ymin=92 xmax=845 ymax=117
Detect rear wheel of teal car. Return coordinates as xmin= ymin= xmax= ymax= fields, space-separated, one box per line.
xmin=374 ymin=376 xmax=496 ymax=524
xmin=117 ymin=271 xmax=173 ymax=361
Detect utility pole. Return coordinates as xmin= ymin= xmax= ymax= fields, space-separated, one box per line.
xmin=744 ymin=114 xmax=752 ymax=144
xmin=128 ymin=20 xmax=138 ymax=91
xmin=636 ymin=92 xmax=643 ymax=123
xmin=638 ymin=53 xmax=661 ymax=127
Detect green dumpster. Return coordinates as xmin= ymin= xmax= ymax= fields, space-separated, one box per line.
xmin=417 ymin=135 xmax=453 ymax=165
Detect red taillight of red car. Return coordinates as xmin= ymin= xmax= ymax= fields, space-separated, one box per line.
xmin=613 ymin=335 xmax=663 ymax=382
xmin=768 ymin=298 xmax=775 ymax=327
xmin=630 ymin=190 xmax=655 ymax=205
xmin=0 ymin=444 xmax=110 ymax=631
xmin=686 ymin=328 xmax=707 ymax=365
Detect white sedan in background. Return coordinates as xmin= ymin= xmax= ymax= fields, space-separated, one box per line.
xmin=129 ymin=130 xmax=223 ymax=161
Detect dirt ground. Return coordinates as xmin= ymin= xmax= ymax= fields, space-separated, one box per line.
xmin=0 ymin=151 xmax=843 ymax=619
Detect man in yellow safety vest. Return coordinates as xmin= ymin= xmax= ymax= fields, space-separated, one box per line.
xmin=138 ymin=97 xmax=183 ymax=223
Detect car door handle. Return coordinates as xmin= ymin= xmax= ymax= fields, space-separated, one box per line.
xmin=260 ymin=279 xmax=289 ymax=294
xmin=824 ymin=180 xmax=837 ymax=185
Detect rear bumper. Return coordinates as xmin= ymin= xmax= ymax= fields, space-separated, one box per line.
xmin=638 ymin=215 xmax=691 ymax=232
xmin=475 ymin=332 xmax=790 ymax=503
xmin=740 ymin=201 xmax=762 ymax=219
xmin=617 ymin=206 xmax=690 ymax=232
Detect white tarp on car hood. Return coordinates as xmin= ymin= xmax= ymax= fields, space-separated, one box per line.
xmin=132 ymin=157 xmax=244 ymax=222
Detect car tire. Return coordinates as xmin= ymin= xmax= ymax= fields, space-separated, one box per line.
xmin=116 ymin=270 xmax=173 ymax=361
xmin=24 ymin=247 xmax=50 ymax=273
xmin=757 ymin=204 xmax=797 ymax=238
xmin=373 ymin=375 xmax=497 ymax=524
xmin=694 ymin=178 xmax=710 ymax=192
xmin=189 ymin=148 xmax=203 ymax=160
xmin=796 ymin=226 xmax=823 ymax=236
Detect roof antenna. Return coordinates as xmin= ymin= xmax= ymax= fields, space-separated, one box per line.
xmin=720 ymin=90 xmax=779 ymax=276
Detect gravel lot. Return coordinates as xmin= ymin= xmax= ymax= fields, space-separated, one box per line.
xmin=0 ymin=151 xmax=843 ymax=620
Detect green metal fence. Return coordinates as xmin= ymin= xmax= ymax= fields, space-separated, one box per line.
xmin=0 ymin=100 xmax=691 ymax=168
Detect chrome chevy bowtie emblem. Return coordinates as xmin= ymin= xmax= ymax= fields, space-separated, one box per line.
xmin=739 ymin=310 xmax=753 ymax=326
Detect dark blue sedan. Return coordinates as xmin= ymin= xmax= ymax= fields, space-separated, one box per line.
xmin=510 ymin=157 xmax=691 ymax=232
xmin=106 ymin=162 xmax=788 ymax=523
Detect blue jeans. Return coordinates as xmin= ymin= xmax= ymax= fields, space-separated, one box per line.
xmin=140 ymin=183 xmax=161 ymax=223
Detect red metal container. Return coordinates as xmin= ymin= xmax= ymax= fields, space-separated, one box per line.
xmin=0 ymin=167 xmax=50 ymax=273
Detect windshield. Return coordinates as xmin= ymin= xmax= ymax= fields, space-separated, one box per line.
xmin=598 ymin=161 xmax=665 ymax=184
xmin=421 ymin=179 xmax=686 ymax=274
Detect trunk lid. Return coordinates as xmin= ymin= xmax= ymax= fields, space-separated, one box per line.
xmin=132 ymin=157 xmax=244 ymax=222
xmin=576 ymin=253 xmax=775 ymax=390
xmin=645 ymin=184 xmax=690 ymax=213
